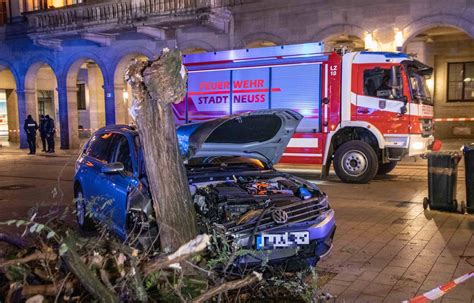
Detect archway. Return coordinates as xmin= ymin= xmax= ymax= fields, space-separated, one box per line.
xmin=24 ymin=62 xmax=58 ymax=149
xmin=0 ymin=66 xmax=19 ymax=145
xmin=182 ymin=47 xmax=208 ymax=54
xmin=404 ymin=26 xmax=474 ymax=139
xmin=245 ymin=40 xmax=277 ymax=49
xmin=66 ymin=59 xmax=106 ymax=147
xmin=113 ymin=53 xmax=150 ymax=125
xmin=322 ymin=33 xmax=365 ymax=52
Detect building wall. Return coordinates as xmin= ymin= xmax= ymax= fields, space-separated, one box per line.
xmin=0 ymin=0 xmax=473 ymax=148
xmin=428 ymin=38 xmax=474 ymax=139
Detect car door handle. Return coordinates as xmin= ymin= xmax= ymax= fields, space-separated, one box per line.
xmin=357 ymin=108 xmax=369 ymax=114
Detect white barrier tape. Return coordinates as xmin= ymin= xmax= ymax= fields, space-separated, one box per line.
xmin=434 ymin=118 xmax=474 ymax=122
xmin=402 ymin=271 xmax=474 ymax=303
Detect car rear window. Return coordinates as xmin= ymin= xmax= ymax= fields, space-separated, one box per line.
xmin=205 ymin=115 xmax=282 ymax=144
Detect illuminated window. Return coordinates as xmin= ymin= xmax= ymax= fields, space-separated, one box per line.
xmin=447 ymin=62 xmax=474 ymax=102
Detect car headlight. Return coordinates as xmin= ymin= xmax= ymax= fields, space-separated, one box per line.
xmin=412 ymin=141 xmax=425 ymax=150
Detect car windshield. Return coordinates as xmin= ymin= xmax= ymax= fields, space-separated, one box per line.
xmin=408 ymin=69 xmax=432 ymax=105
xmin=186 ymin=156 xmax=267 ymax=171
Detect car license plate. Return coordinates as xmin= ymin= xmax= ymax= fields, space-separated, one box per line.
xmin=256 ymin=231 xmax=310 ymax=250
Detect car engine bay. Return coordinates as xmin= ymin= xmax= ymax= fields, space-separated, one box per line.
xmin=189 ymin=175 xmax=328 ymax=233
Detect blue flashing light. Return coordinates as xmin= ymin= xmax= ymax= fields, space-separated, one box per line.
xmin=360 ymin=51 xmax=410 ymax=58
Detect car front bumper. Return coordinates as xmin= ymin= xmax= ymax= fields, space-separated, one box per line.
xmin=233 ymin=209 xmax=336 ymax=270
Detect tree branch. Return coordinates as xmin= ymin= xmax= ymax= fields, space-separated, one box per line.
xmin=61 ymin=236 xmax=119 ymax=303
xmin=144 ymin=234 xmax=210 ymax=276
xmin=192 ymin=271 xmax=263 ymax=303
xmin=0 ymin=251 xmax=57 ymax=268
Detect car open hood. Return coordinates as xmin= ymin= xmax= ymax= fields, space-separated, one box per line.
xmin=177 ymin=109 xmax=303 ymax=165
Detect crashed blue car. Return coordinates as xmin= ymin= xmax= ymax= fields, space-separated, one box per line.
xmin=74 ymin=109 xmax=335 ymax=270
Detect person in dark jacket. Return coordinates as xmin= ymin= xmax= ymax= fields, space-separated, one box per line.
xmin=23 ymin=114 xmax=38 ymax=155
xmin=39 ymin=114 xmax=47 ymax=152
xmin=45 ymin=115 xmax=55 ymax=153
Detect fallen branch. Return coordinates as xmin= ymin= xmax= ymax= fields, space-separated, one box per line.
xmin=21 ymin=282 xmax=74 ymax=297
xmin=0 ymin=233 xmax=28 ymax=249
xmin=61 ymin=236 xmax=119 ymax=303
xmin=192 ymin=271 xmax=263 ymax=303
xmin=0 ymin=251 xmax=57 ymax=267
xmin=144 ymin=234 xmax=210 ymax=276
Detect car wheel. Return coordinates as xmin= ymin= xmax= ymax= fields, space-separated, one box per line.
xmin=75 ymin=188 xmax=96 ymax=231
xmin=334 ymin=141 xmax=379 ymax=184
xmin=377 ymin=161 xmax=397 ymax=175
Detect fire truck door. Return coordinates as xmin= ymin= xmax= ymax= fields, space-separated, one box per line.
xmin=355 ymin=64 xmax=410 ymax=135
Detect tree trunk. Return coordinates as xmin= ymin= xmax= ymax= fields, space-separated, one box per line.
xmin=125 ymin=49 xmax=197 ymax=253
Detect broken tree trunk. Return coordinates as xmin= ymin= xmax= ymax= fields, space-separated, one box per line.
xmin=125 ymin=49 xmax=197 ymax=253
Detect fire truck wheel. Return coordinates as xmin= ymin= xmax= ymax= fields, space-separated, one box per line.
xmin=377 ymin=161 xmax=398 ymax=175
xmin=334 ymin=141 xmax=379 ymax=184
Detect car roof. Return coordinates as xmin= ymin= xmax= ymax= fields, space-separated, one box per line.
xmin=96 ymin=124 xmax=138 ymax=135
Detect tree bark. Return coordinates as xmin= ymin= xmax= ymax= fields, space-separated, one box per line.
xmin=125 ymin=49 xmax=197 ymax=253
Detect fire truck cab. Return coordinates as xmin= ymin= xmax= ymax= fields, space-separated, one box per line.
xmin=174 ymin=43 xmax=435 ymax=183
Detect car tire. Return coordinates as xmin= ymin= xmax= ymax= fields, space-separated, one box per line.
xmin=377 ymin=161 xmax=398 ymax=175
xmin=75 ymin=188 xmax=96 ymax=232
xmin=334 ymin=141 xmax=379 ymax=184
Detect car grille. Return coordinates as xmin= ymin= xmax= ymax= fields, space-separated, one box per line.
xmin=224 ymin=197 xmax=329 ymax=235
xmin=421 ymin=118 xmax=433 ymax=137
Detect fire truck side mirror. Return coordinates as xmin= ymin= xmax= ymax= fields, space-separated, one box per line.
xmin=400 ymin=96 xmax=408 ymax=115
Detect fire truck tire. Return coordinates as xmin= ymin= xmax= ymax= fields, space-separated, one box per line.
xmin=377 ymin=161 xmax=398 ymax=175
xmin=334 ymin=141 xmax=379 ymax=184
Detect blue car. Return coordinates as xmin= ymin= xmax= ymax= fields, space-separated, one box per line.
xmin=74 ymin=109 xmax=335 ymax=269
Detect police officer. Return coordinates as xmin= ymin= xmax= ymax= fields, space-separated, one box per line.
xmin=45 ymin=115 xmax=55 ymax=153
xmin=39 ymin=114 xmax=47 ymax=152
xmin=23 ymin=114 xmax=38 ymax=155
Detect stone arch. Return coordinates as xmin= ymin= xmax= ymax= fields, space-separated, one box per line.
xmin=0 ymin=59 xmax=21 ymax=88
xmin=24 ymin=60 xmax=58 ymax=122
xmin=62 ymin=55 xmax=108 ymax=149
xmin=23 ymin=60 xmax=59 ymax=150
xmin=179 ymin=39 xmax=216 ymax=53
xmin=312 ymin=24 xmax=367 ymax=43
xmin=312 ymin=24 xmax=376 ymax=51
xmin=112 ymin=51 xmax=152 ymax=124
xmin=0 ymin=60 xmax=21 ymax=145
xmin=239 ymin=32 xmax=286 ymax=49
xmin=402 ymin=14 xmax=474 ymax=49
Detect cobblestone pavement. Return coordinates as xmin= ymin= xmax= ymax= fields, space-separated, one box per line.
xmin=0 ymin=144 xmax=473 ymax=302
xmin=280 ymin=164 xmax=474 ymax=303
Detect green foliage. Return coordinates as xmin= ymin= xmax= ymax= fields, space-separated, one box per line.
xmin=6 ymin=264 xmax=30 ymax=282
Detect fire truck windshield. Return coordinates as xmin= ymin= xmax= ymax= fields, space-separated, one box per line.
xmin=408 ymin=70 xmax=432 ymax=105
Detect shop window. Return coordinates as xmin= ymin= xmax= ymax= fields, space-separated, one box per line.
xmin=77 ymin=83 xmax=86 ymax=110
xmin=447 ymin=62 xmax=474 ymax=102
xmin=37 ymin=90 xmax=53 ymax=116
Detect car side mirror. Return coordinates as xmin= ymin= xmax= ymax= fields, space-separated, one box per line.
xmin=102 ymin=162 xmax=125 ymax=174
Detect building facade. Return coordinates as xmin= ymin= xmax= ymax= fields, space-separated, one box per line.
xmin=0 ymin=0 xmax=473 ymax=149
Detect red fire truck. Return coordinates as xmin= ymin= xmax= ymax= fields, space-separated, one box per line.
xmin=173 ymin=42 xmax=436 ymax=183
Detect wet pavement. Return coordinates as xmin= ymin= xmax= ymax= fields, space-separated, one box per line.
xmin=0 ymin=143 xmax=473 ymax=302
